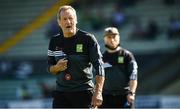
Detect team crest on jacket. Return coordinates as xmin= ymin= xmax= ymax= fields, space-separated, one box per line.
xmin=76 ymin=44 xmax=83 ymax=52
xmin=118 ymin=56 xmax=124 ymax=63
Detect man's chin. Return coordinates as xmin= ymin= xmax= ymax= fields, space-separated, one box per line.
xmin=105 ymin=45 xmax=117 ymax=50
xmin=64 ymin=30 xmax=76 ymax=37
xmin=109 ymin=45 xmax=116 ymax=49
xmin=64 ymin=29 xmax=72 ymax=33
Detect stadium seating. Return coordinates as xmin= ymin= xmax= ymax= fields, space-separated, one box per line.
xmin=0 ymin=0 xmax=57 ymax=44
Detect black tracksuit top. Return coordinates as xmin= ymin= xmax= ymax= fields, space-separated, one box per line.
xmin=102 ymin=47 xmax=138 ymax=95
xmin=47 ymin=29 xmax=104 ymax=92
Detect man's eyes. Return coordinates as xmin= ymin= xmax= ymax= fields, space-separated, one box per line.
xmin=63 ymin=17 xmax=73 ymax=20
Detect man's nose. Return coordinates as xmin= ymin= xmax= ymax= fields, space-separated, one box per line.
xmin=109 ymin=38 xmax=115 ymax=42
xmin=66 ymin=19 xmax=71 ymax=23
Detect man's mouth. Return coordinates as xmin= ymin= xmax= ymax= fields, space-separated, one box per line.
xmin=66 ymin=26 xmax=71 ymax=29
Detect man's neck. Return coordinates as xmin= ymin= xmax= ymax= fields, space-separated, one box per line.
xmin=107 ymin=46 xmax=121 ymax=53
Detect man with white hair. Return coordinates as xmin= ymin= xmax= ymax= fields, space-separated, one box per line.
xmin=47 ymin=5 xmax=105 ymax=108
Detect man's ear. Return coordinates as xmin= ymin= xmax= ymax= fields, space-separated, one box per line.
xmin=57 ymin=20 xmax=61 ymax=27
xmin=104 ymin=37 xmax=108 ymax=45
xmin=75 ymin=19 xmax=78 ymax=24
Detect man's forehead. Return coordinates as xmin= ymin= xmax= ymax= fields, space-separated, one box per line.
xmin=106 ymin=34 xmax=117 ymax=38
xmin=61 ymin=9 xmax=74 ymax=14
xmin=60 ymin=9 xmax=76 ymax=19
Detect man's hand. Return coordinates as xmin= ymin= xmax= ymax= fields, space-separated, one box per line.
xmin=50 ymin=58 xmax=68 ymax=74
xmin=127 ymin=94 xmax=135 ymax=105
xmin=91 ymin=75 xmax=104 ymax=108
xmin=91 ymin=91 xmax=103 ymax=108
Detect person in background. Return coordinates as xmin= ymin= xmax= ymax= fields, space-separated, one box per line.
xmin=39 ymin=82 xmax=52 ymax=98
xmin=100 ymin=27 xmax=138 ymax=108
xmin=168 ymin=15 xmax=180 ymax=39
xmin=129 ymin=18 xmax=146 ymax=40
xmin=145 ymin=19 xmax=159 ymax=40
xmin=47 ymin=5 xmax=105 ymax=108
xmin=16 ymin=84 xmax=32 ymax=100
xmin=45 ymin=19 xmax=61 ymax=40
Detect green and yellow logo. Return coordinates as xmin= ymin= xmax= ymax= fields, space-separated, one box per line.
xmin=118 ymin=56 xmax=124 ymax=63
xmin=76 ymin=44 xmax=83 ymax=52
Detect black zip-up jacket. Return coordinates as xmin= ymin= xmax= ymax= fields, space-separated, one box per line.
xmin=47 ymin=29 xmax=104 ymax=92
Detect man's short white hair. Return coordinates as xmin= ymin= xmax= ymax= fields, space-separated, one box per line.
xmin=57 ymin=5 xmax=77 ymax=22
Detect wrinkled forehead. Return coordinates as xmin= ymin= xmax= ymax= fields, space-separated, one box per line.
xmin=61 ymin=8 xmax=73 ymax=13
xmin=60 ymin=9 xmax=75 ymax=17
